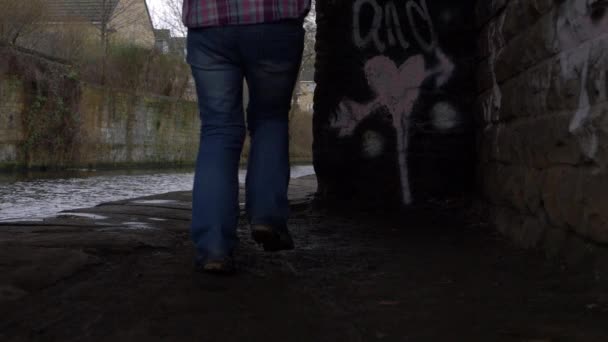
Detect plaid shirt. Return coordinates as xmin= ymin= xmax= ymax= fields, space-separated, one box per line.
xmin=182 ymin=0 xmax=311 ymax=28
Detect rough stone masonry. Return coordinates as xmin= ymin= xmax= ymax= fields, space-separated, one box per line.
xmin=477 ymin=0 xmax=608 ymax=252
xmin=0 ymin=46 xmax=199 ymax=170
xmin=314 ymin=0 xmax=607 ymax=252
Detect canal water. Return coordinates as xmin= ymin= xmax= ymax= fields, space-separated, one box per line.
xmin=0 ymin=165 xmax=315 ymax=222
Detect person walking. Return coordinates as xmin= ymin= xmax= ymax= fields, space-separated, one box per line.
xmin=183 ymin=0 xmax=311 ymax=274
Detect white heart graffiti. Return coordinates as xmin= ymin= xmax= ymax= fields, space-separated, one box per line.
xmin=331 ymin=49 xmax=454 ymax=205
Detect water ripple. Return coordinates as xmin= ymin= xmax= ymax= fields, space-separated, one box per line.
xmin=0 ymin=165 xmax=314 ymax=222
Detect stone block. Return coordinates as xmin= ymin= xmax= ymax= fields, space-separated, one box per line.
xmin=481 ymin=162 xmax=544 ymax=214
xmin=594 ymin=251 xmax=608 ymax=281
xmin=493 ymin=0 xmax=608 ymax=85
xmin=499 ymin=60 xmax=554 ymax=120
xmin=475 ymin=0 xmax=509 ymax=28
xmin=519 ymin=215 xmax=547 ymax=249
xmin=478 ymin=35 xmax=608 ymax=122
xmin=475 ymin=88 xmax=502 ymax=125
xmin=542 ymin=226 xmax=568 ymax=258
xmin=494 ymin=12 xmax=559 ymax=84
xmin=541 ymin=166 xmax=585 ymax=229
xmin=541 ymin=166 xmax=608 ymax=243
xmin=581 ymin=170 xmax=608 ymax=243
xmin=562 ymin=234 xmax=595 ymax=267
xmin=588 ymin=40 xmax=608 ymax=107
xmin=0 ymin=144 xmax=18 ymax=164
xmin=491 ymin=205 xmax=548 ymax=250
xmin=494 ymin=205 xmax=524 ymax=236
xmin=480 ymin=114 xmax=584 ymax=168
xmin=501 ymin=0 xmax=555 ymax=42
xmin=546 ymin=37 xmax=608 ymax=113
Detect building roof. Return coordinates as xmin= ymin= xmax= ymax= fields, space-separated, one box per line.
xmin=46 ymin=0 xmax=121 ymax=22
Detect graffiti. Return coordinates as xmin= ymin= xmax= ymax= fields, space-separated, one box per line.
xmin=331 ymin=49 xmax=455 ymax=204
xmin=313 ymin=0 xmax=476 ymax=205
xmin=481 ymin=11 xmax=505 ymax=128
xmin=337 ymin=0 xmax=458 ymax=205
xmin=430 ymin=102 xmax=460 ymax=131
xmin=353 ymin=0 xmax=437 ymax=53
xmin=361 ymin=130 xmax=386 ymax=158
xmin=567 ymin=47 xmax=598 ymax=159
xmin=555 ymin=0 xmax=608 ymax=160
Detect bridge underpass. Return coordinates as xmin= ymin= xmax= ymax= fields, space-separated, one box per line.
xmin=314 ymin=0 xmax=608 ymax=267
xmin=1 ymin=0 xmax=607 ymax=340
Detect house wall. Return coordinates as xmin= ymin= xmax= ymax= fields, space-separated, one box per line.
xmin=110 ymin=0 xmax=155 ymax=49
xmin=18 ymin=0 xmax=155 ymax=55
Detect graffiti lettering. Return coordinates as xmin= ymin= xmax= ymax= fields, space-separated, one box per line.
xmin=385 ymin=2 xmax=410 ymax=51
xmin=353 ymin=0 xmax=436 ymax=53
xmin=405 ymin=0 xmax=436 ymax=52
xmin=353 ymin=0 xmax=385 ymax=51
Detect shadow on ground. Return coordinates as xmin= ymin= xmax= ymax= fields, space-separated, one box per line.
xmin=1 ymin=176 xmax=607 ymax=341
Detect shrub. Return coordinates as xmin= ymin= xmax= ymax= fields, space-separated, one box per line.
xmin=0 ymin=46 xmax=82 ymax=168
xmin=79 ymin=43 xmax=192 ymax=98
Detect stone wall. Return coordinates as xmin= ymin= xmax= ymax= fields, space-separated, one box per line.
xmin=0 ymin=46 xmax=199 ymax=170
xmin=0 ymin=77 xmax=24 ymax=168
xmin=476 ymin=0 xmax=608 ymax=250
xmin=75 ymin=86 xmax=199 ymax=168
xmin=314 ymin=0 xmax=477 ymax=207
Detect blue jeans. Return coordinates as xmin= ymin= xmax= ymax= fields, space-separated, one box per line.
xmin=187 ymin=20 xmax=305 ymax=262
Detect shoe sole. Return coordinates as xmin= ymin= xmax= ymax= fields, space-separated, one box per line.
xmin=197 ymin=259 xmax=235 ymax=275
xmin=251 ymin=229 xmax=294 ymax=252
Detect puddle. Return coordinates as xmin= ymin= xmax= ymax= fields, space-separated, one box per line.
xmin=131 ymin=200 xmax=177 ymax=205
xmin=97 ymin=222 xmax=157 ymax=231
xmin=55 ymin=213 xmax=109 ymax=220
xmin=122 ymin=221 xmax=155 ymax=230
xmin=0 ymin=218 xmax=45 ymax=223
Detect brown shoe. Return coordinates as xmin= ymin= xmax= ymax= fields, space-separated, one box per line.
xmin=251 ymin=224 xmax=294 ymax=252
xmin=197 ymin=257 xmax=235 ymax=275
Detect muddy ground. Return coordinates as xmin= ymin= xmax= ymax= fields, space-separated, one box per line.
xmin=1 ymin=175 xmax=607 ymax=341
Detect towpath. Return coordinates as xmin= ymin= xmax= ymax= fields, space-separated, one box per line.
xmin=1 ymin=176 xmax=607 ymax=341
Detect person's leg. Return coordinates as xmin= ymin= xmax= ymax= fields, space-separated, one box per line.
xmin=238 ymin=20 xmax=305 ymax=236
xmin=187 ymin=27 xmax=245 ymax=265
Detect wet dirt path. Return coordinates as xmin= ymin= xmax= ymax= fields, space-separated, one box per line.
xmin=1 ymin=176 xmax=607 ymax=341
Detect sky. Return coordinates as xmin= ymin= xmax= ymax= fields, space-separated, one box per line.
xmin=146 ymin=0 xmax=177 ymax=32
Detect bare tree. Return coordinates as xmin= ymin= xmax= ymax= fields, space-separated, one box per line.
xmin=301 ymin=0 xmax=316 ymax=80
xmin=291 ymin=1 xmax=316 ymax=114
xmin=0 ymin=0 xmax=46 ymax=45
xmin=158 ymin=0 xmax=188 ymax=37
